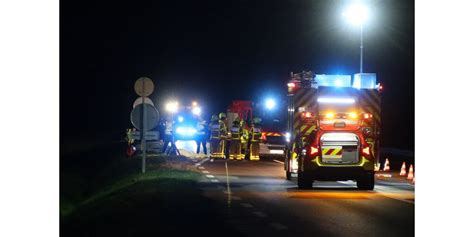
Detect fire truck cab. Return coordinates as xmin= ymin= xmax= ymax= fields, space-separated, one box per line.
xmin=285 ymin=71 xmax=381 ymax=190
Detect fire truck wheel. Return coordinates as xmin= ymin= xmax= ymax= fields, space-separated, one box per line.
xmin=286 ymin=171 xmax=292 ymax=180
xmin=297 ymin=172 xmax=313 ymax=189
xmin=357 ymin=172 xmax=375 ymax=190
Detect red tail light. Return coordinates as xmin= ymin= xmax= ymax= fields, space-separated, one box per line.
xmin=261 ymin=132 xmax=267 ymax=141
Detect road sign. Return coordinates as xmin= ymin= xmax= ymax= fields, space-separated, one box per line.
xmin=130 ymin=103 xmax=160 ymax=131
xmin=131 ymin=130 xmax=159 ymax=140
xmin=134 ymin=77 xmax=154 ymax=97
xmin=133 ymin=97 xmax=154 ymax=108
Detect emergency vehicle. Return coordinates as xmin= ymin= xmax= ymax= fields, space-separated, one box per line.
xmin=285 ymin=71 xmax=382 ymax=190
xmin=226 ymin=101 xmax=286 ymax=158
xmin=259 ymin=131 xmax=286 ymax=157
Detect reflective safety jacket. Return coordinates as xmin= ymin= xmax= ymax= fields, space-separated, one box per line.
xmin=196 ymin=121 xmax=206 ymax=136
xmin=218 ymin=120 xmax=228 ymax=139
xmin=250 ymin=126 xmax=262 ymax=142
xmin=164 ymin=121 xmax=173 ymax=135
xmin=230 ymin=124 xmax=243 ymax=140
xmin=241 ymin=128 xmax=249 ymax=143
xmin=210 ymin=121 xmax=220 ymax=139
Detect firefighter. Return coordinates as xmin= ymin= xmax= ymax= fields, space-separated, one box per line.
xmin=125 ymin=128 xmax=134 ymax=145
xmin=229 ymin=118 xmax=244 ymax=160
xmin=240 ymin=120 xmax=249 ymax=159
xmin=195 ymin=118 xmax=208 ymax=156
xmin=218 ymin=112 xmax=229 ymax=159
xmin=249 ymin=117 xmax=262 ymax=161
xmin=161 ymin=117 xmax=173 ymax=154
xmin=209 ymin=114 xmax=223 ymax=159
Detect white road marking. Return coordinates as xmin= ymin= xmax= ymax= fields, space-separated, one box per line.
xmin=273 ymin=160 xmax=285 ymax=164
xmin=196 ymin=157 xmax=210 ymax=166
xmin=198 ymin=166 xmax=205 ymax=170
xmin=241 ymin=203 xmax=253 ymax=208
xmin=202 ymin=170 xmax=210 ymax=174
xmin=225 ymin=161 xmax=232 ymax=205
xmin=211 ymin=179 xmax=219 ymax=183
xmin=269 ymin=222 xmax=288 ymax=230
xmin=252 ymin=211 xmax=267 ymax=218
xmin=206 ymin=174 xmax=215 ymax=178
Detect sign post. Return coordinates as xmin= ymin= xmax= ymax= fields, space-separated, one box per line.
xmin=141 ymin=79 xmax=146 ymax=173
xmin=134 ymin=77 xmax=154 ymax=173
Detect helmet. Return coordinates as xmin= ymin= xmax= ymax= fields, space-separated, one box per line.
xmin=252 ymin=117 xmax=262 ymax=125
xmin=211 ymin=114 xmax=218 ymax=121
xmin=219 ymin=112 xmax=226 ymax=119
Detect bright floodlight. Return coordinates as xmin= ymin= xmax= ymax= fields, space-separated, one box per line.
xmin=165 ymin=101 xmax=179 ymax=113
xmin=317 ymin=97 xmax=355 ymax=104
xmin=192 ymin=106 xmax=202 ymax=115
xmin=343 ymin=3 xmax=369 ymax=26
xmin=265 ymin=98 xmax=276 ymax=110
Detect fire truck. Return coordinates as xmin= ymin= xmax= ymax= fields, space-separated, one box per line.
xmin=285 ymin=71 xmax=382 ymax=190
xmin=225 ymin=100 xmax=286 ymax=158
xmin=226 ymin=100 xmax=253 ymax=129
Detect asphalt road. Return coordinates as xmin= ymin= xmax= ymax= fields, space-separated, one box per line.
xmin=179 ymin=141 xmax=414 ymax=237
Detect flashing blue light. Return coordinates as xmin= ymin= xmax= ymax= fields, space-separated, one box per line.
xmin=315 ymin=74 xmax=351 ymax=88
xmin=177 ymin=116 xmax=184 ymax=122
xmin=176 ymin=127 xmax=196 ymax=136
xmin=265 ymin=98 xmax=276 ymax=110
xmin=353 ymin=73 xmax=377 ymax=89
xmin=192 ymin=107 xmax=201 ymax=115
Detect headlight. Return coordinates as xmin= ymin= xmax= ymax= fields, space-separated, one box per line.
xmin=325 ymin=112 xmax=335 ymax=119
xmin=348 ymin=112 xmax=358 ymax=119
xmin=192 ymin=107 xmax=201 ymax=115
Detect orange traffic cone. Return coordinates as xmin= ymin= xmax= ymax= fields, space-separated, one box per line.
xmin=407 ymin=164 xmax=414 ymax=180
xmin=383 ymin=158 xmax=390 ymax=172
xmin=399 ymin=162 xmax=407 ymax=176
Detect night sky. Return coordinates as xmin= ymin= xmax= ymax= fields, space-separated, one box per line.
xmin=60 ymin=0 xmax=414 ymax=150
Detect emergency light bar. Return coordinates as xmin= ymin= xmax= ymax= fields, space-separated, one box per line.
xmin=317 ymin=97 xmax=355 ymax=104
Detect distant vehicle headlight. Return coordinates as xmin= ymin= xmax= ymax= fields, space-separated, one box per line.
xmin=192 ymin=107 xmax=201 ymax=115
